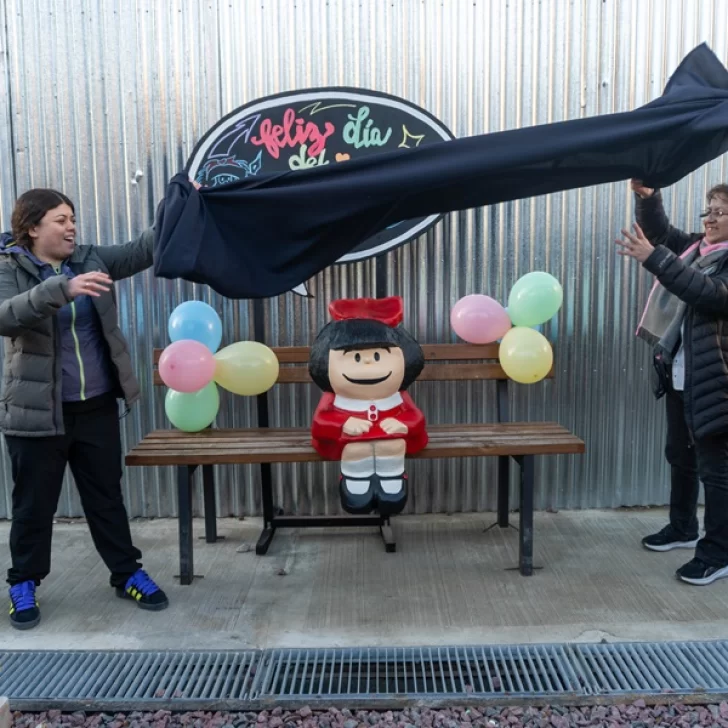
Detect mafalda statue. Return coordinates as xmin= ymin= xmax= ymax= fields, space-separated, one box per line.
xmin=309 ymin=296 xmax=427 ymax=516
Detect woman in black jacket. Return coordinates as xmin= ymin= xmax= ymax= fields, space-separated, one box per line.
xmin=617 ymin=179 xmax=728 ymax=586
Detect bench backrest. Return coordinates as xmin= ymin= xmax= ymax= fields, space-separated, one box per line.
xmin=152 ymin=343 xmax=555 ymax=386
xmin=153 ymin=343 xmax=554 ymax=425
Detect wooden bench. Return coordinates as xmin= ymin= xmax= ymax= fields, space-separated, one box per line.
xmin=125 ymin=343 xmax=585 ymax=585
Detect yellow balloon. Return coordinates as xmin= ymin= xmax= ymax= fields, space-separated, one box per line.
xmin=498 ymin=327 xmax=553 ymax=384
xmin=213 ymin=341 xmax=280 ymax=396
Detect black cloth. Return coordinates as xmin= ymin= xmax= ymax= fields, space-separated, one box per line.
xmin=154 ymin=43 xmax=728 ymax=299
xmin=638 ymin=194 xmax=728 ymax=439
xmin=5 ymin=393 xmax=142 ymax=587
xmin=664 ymin=387 xmax=728 ymax=566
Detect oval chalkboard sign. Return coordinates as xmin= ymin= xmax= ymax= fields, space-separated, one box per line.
xmin=186 ymin=87 xmax=455 ymax=268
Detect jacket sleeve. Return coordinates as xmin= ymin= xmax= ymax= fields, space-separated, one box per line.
xmin=94 ymin=227 xmax=154 ymax=281
xmin=635 ymin=191 xmax=701 ymax=255
xmin=0 ymin=263 xmax=71 ymax=337
xmin=642 ymin=246 xmax=728 ymax=318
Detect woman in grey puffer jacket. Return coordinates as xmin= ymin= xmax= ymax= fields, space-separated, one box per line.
xmin=0 ymin=188 xmax=168 ymax=630
xmin=617 ymin=179 xmax=728 ymax=587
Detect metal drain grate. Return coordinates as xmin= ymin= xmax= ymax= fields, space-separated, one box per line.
xmin=572 ymin=641 xmax=728 ymax=696
xmin=252 ymin=645 xmax=584 ymax=701
xmin=0 ymin=650 xmax=257 ymax=711
xmin=3 ymin=641 xmax=728 ymax=711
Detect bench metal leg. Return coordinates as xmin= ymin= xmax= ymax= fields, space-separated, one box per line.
xmin=200 ymin=464 xmax=223 ymax=543
xmin=497 ymin=455 xmax=510 ymax=527
xmin=379 ymin=518 xmax=396 ymax=552
xmin=177 ymin=465 xmax=196 ymax=585
xmin=256 ymin=462 xmax=276 ymax=554
xmin=256 ymin=525 xmax=276 ymax=555
xmin=484 ymin=455 xmax=515 ymax=535
xmin=518 ymin=455 xmax=535 ymax=576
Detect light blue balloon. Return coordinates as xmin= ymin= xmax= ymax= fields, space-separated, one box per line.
xmin=532 ymin=318 xmax=559 ymax=340
xmin=496 ymin=306 xmax=510 ymax=343
xmin=168 ymin=301 xmax=223 ymax=353
xmin=501 ymin=305 xmax=556 ymax=339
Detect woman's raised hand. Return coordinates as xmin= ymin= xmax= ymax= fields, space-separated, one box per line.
xmin=67 ymin=271 xmax=112 ymax=298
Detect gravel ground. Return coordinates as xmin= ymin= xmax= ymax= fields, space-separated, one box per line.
xmin=10 ymin=702 xmax=728 ymax=728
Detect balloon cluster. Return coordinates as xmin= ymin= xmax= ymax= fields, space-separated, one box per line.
xmin=451 ymin=272 xmax=563 ymax=384
xmin=160 ymin=301 xmax=280 ymax=432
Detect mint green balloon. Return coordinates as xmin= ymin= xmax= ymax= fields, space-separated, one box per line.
xmin=507 ymin=272 xmax=563 ymax=327
xmin=165 ymin=382 xmax=220 ymax=432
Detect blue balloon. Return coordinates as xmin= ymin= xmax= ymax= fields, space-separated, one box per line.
xmin=168 ymin=301 xmax=222 ymax=353
xmin=499 ymin=305 xmax=555 ymax=340
xmin=496 ymin=306 xmax=511 ymax=343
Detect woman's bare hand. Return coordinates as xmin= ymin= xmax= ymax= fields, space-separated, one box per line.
xmin=615 ymin=223 xmax=655 ymax=263
xmin=630 ymin=179 xmax=655 ymax=199
xmin=67 ymin=272 xmax=113 ymax=298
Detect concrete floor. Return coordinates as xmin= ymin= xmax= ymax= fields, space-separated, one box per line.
xmin=1 ymin=508 xmax=728 ymax=651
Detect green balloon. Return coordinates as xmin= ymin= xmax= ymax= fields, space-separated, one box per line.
xmin=508 ymin=272 xmax=563 ymax=327
xmin=165 ymin=382 xmax=220 ymax=432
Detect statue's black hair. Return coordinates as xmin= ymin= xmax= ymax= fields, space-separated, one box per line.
xmin=309 ymin=318 xmax=424 ymax=393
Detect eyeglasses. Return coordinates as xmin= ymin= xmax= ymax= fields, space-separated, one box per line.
xmin=699 ymin=208 xmax=727 ymax=220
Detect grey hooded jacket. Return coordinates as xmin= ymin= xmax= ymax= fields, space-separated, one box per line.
xmin=0 ymin=230 xmax=154 ymax=437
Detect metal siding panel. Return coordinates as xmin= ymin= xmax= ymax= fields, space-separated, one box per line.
xmin=0 ymin=0 xmax=726 ymax=517
xmin=0 ymin=0 xmax=15 ymax=519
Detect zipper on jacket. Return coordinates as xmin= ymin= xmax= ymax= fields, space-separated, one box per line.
xmin=51 ymin=318 xmax=61 ymax=433
xmin=48 ymin=266 xmax=63 ymax=433
xmin=70 ymin=302 xmax=87 ymax=401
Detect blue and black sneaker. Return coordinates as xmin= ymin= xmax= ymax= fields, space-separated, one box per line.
xmin=9 ymin=580 xmax=41 ymax=630
xmin=115 ymin=569 xmax=169 ymax=611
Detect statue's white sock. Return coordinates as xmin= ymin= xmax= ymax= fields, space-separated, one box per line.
xmin=375 ymin=455 xmax=406 ymax=494
xmin=341 ymin=457 xmax=375 ymax=494
xmin=375 ymin=455 xmax=405 ymax=477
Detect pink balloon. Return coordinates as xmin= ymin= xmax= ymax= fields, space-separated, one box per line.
xmin=450 ymin=294 xmax=512 ymax=344
xmin=159 ymin=340 xmax=217 ymax=393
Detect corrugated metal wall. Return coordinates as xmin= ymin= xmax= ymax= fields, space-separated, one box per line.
xmin=0 ymin=0 xmax=727 ymax=519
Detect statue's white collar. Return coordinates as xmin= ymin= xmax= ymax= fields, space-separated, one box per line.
xmin=333 ymin=392 xmax=403 ymax=412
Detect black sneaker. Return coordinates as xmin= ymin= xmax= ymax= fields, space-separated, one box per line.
xmin=116 ymin=569 xmax=169 ymax=611
xmin=641 ymin=524 xmax=699 ymax=552
xmin=9 ymin=580 xmax=41 ymax=630
xmin=676 ymin=557 xmax=728 ymax=586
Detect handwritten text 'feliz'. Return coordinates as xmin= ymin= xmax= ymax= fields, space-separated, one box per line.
xmin=250 ymin=106 xmax=393 ymax=166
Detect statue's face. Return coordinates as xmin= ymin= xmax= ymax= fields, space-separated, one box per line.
xmin=328 ymin=346 xmax=405 ymax=399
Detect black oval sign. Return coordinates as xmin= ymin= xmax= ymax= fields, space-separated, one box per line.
xmin=186 ymin=87 xmax=455 ymax=267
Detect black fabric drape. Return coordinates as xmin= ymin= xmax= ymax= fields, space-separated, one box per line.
xmin=154 ymin=43 xmax=728 ymax=299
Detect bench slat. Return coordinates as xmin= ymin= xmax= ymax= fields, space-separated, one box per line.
xmin=129 ymin=433 xmax=580 ymax=452
xmin=131 ymin=422 xmax=571 ymax=438
xmin=151 ymin=343 xmax=555 ymax=384
xmin=152 ymin=362 xmax=519 ymax=386
xmin=125 ymin=422 xmax=585 ymax=465
xmin=153 ymin=343 xmax=501 ymax=365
